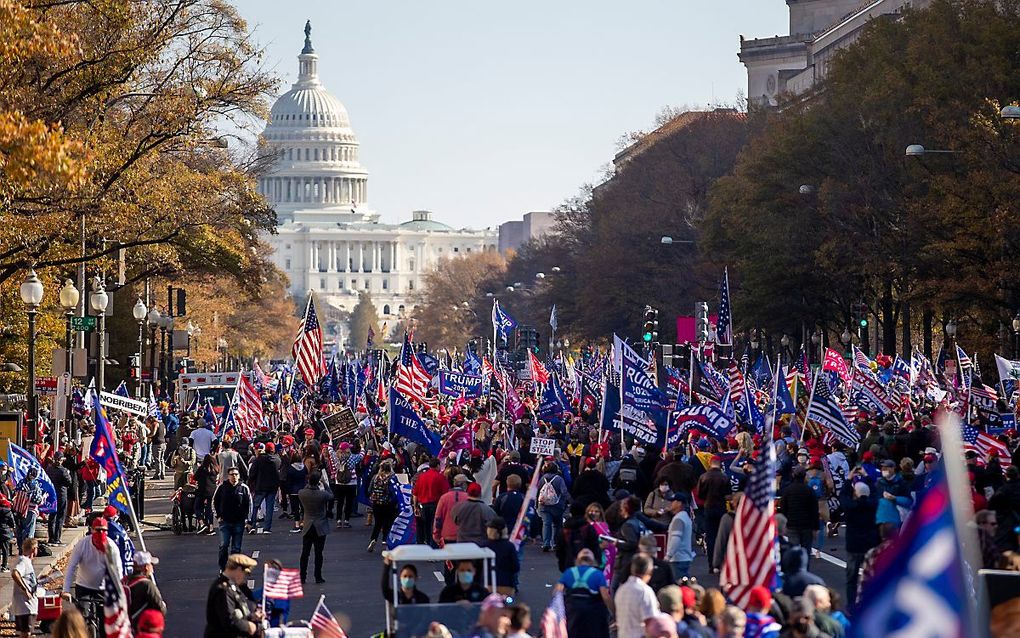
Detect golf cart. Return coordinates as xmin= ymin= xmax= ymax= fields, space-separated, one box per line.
xmin=382 ymin=543 xmax=497 ymax=638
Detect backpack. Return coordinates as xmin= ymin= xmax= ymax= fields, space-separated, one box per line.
xmin=336 ymin=457 xmax=353 ymax=484
xmin=538 ymin=477 xmax=560 ymax=507
xmin=370 ymin=476 xmax=394 ymax=506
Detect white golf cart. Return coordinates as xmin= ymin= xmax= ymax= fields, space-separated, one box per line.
xmin=382 ymin=543 xmax=497 ymax=638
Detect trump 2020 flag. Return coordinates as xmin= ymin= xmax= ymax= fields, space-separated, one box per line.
xmin=491 ymin=299 xmax=517 ymax=342
xmin=7 ymin=443 xmax=56 ymax=513
xmin=90 ymin=391 xmax=132 ymax=514
xmin=389 ymin=388 xmax=442 ymax=455
xmin=386 ymin=482 xmax=416 ymax=550
xmin=850 ymin=470 xmax=967 ymax=638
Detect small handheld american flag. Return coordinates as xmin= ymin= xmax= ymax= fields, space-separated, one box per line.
xmin=310 ymin=596 xmax=347 ymax=638
xmin=263 ymin=564 xmax=303 ymax=600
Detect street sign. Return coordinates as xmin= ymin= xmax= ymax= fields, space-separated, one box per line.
xmin=529 ymin=437 xmax=556 ymax=457
xmin=70 ymin=316 xmax=96 ymax=332
xmin=34 ymin=377 xmax=57 ymax=396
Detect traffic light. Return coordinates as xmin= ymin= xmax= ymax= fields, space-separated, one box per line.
xmin=694 ymin=302 xmax=709 ymax=342
xmin=642 ymin=306 xmax=659 ymax=343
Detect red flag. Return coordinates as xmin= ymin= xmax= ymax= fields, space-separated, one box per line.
xmin=822 ymin=348 xmax=851 ymax=385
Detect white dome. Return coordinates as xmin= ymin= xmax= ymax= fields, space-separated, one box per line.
xmin=269 ymin=88 xmax=350 ymax=129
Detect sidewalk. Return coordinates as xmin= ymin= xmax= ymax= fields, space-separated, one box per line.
xmin=0 ymin=523 xmax=87 ymax=618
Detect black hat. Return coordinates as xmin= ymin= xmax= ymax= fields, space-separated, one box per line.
xmin=487 ymin=516 xmax=507 ymax=531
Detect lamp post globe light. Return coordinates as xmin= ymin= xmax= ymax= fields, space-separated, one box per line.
xmin=19 ymin=269 xmax=44 ymax=444
xmin=133 ymin=299 xmax=147 ymax=394
xmin=841 ymin=327 xmax=852 ymax=345
xmin=89 ymin=277 xmax=109 ymax=393
xmin=58 ymin=280 xmax=79 ymax=445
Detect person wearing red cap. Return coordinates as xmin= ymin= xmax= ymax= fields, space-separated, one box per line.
xmin=744 ymin=586 xmax=781 ymax=638
xmin=412 ymin=457 xmax=449 ymax=547
xmin=451 ymin=482 xmax=496 ymax=544
xmin=62 ymin=518 xmax=123 ymax=619
xmin=136 ymin=608 xmax=165 ymax=638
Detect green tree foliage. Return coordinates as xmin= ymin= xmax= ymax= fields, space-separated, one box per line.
xmin=413 ymin=251 xmax=506 ymax=351
xmin=347 ymin=292 xmax=380 ymax=352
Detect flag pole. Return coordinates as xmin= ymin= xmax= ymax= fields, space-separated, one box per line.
xmin=936 ymin=412 xmax=986 ymax=638
xmin=261 ymin=564 xmax=268 ymax=616
xmin=800 ymin=368 xmax=820 ymax=443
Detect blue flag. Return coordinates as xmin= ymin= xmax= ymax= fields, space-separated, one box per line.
xmin=463 ymin=350 xmax=482 ymax=376
xmin=539 ymin=374 xmax=571 ymax=422
xmin=438 ymin=370 xmax=483 ymax=398
xmin=90 ymin=391 xmax=132 ymax=514
xmin=492 ymin=300 xmax=518 ymax=342
xmin=389 ymin=389 xmax=442 ymax=455
xmin=621 ymin=344 xmax=666 ymax=413
xmin=386 ymin=482 xmax=416 ymax=550
xmin=774 ymin=372 xmax=797 ymax=415
xmin=672 ymin=404 xmax=735 ymax=439
xmin=750 ymin=355 xmax=773 ymax=389
xmin=600 ymin=375 xmax=621 ymax=433
xmin=417 ymin=352 xmax=439 ymax=378
xmin=114 ymin=381 xmax=130 ymax=399
xmin=851 ymin=470 xmax=967 ymax=636
xmin=203 ymin=399 xmax=217 ymax=430
xmin=8 ymin=443 xmax=56 ymax=514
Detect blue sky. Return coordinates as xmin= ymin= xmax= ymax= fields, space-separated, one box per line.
xmin=238 ymin=1 xmax=787 ymax=229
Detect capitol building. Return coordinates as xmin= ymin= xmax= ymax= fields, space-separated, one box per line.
xmin=258 ymin=22 xmax=497 ymax=333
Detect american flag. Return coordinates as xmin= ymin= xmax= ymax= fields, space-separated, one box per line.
xmin=716 ymin=267 xmax=733 ymax=346
xmin=956 ymin=346 xmax=973 ymax=372
xmin=962 ymin=424 xmax=1011 ymax=465
xmin=727 ymin=361 xmax=746 ymax=404
xmin=102 ymin=545 xmax=132 ymax=638
xmin=264 ymin=564 xmax=303 ymax=599
xmin=252 ymin=359 xmax=271 ymax=391
xmin=310 ymin=597 xmax=347 ymax=638
xmin=720 ymin=444 xmax=777 ymax=608
xmin=808 ymin=373 xmax=860 ymax=448
xmin=395 ymin=334 xmax=435 ymax=407
xmin=541 ymin=591 xmax=569 ymax=638
xmin=293 ymin=296 xmax=326 ymax=385
xmin=852 ymin=345 xmax=874 ymax=375
xmin=234 ymin=374 xmax=263 ymax=439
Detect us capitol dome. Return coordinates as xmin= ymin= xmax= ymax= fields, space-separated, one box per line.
xmin=258 ymin=22 xmax=497 ymax=339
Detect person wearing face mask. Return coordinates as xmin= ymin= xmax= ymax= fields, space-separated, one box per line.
xmin=381 ymin=555 xmax=430 ymax=604
xmin=438 ymin=560 xmax=489 ymax=603
xmin=874 ymin=459 xmax=912 ymax=529
xmin=644 ymin=479 xmax=674 ymax=527
xmin=61 ymin=518 xmax=124 ymax=616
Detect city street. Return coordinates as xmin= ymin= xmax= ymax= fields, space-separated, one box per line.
xmin=140 ymin=481 xmax=849 ymax=636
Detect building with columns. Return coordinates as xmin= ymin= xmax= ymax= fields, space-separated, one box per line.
xmin=739 ymin=0 xmax=930 ymax=106
xmin=259 ymin=22 xmax=497 ymax=333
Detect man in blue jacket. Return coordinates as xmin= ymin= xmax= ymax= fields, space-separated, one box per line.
xmin=874 ymin=459 xmax=913 ymax=531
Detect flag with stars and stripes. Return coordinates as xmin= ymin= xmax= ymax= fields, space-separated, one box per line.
xmin=394 ymin=334 xmax=435 ymax=408
xmin=310 ymin=597 xmax=347 ymax=638
xmin=234 ymin=374 xmax=263 ymax=439
xmin=102 ymin=544 xmax=131 ymax=638
xmin=540 ymin=591 xmax=569 ymax=638
xmin=962 ymin=423 xmax=1011 ymax=465
xmin=808 ymin=373 xmax=860 ymax=448
xmin=720 ymin=444 xmax=777 ymax=608
xmin=292 ymin=295 xmax=326 ymax=385
xmin=716 ymin=268 xmax=733 ymax=347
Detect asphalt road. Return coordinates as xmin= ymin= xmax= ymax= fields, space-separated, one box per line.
xmin=138 ymin=480 xmax=849 ymax=637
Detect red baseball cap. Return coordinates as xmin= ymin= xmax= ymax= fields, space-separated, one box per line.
xmin=748 ymin=585 xmax=771 ymax=610
xmin=304 ymin=428 xmax=315 ymax=436
xmin=680 ymin=585 xmax=696 ymax=609
xmin=467 ymin=483 xmax=482 ymax=498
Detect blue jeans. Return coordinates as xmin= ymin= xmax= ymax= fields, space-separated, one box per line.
xmin=17 ymin=510 xmax=37 ymax=548
xmin=218 ymin=522 xmax=245 ymax=570
xmin=83 ymin=481 xmax=99 ymax=511
xmin=670 ymin=561 xmax=691 ymax=581
xmin=540 ymin=509 xmax=562 ymax=549
xmin=251 ymin=492 xmax=276 ymax=531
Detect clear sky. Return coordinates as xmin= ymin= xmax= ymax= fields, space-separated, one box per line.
xmin=237 ymin=0 xmax=787 ymax=229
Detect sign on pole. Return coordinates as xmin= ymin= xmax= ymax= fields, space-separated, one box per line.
xmin=34 ymin=377 xmax=58 ymax=396
xmin=98 ymin=391 xmax=148 ymax=417
xmin=69 ymin=316 xmax=96 ymax=332
xmin=529 ymin=437 xmax=556 ymax=457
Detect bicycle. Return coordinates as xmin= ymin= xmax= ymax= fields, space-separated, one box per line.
xmin=170 ymin=487 xmax=184 ymax=536
xmin=73 ymin=589 xmax=104 ymax=638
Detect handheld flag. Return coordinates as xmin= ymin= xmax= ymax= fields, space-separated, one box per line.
xmin=720 ymin=445 xmax=777 ymax=608
xmin=716 ymin=268 xmax=733 ymax=346
xmin=293 ymin=295 xmax=327 ymax=384
xmin=389 ymin=389 xmax=442 ymax=456
xmin=310 ymin=596 xmax=348 ymax=638
xmin=263 ymin=564 xmax=304 ymax=600
xmin=113 ymin=381 xmax=130 ymax=399
xmin=90 ymin=392 xmax=131 ymax=514
xmin=7 ymin=444 xmax=57 ymax=513
xmin=491 ymin=299 xmax=518 ymax=343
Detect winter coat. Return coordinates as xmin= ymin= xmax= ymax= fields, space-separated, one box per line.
xmin=780 ymin=546 xmax=825 ymax=598
xmin=874 ymin=473 xmax=912 ymax=526
xmin=840 ymin=484 xmax=879 ymax=554
xmin=780 ymin=481 xmax=820 ymax=531
xmin=249 ymin=454 xmax=282 ymax=494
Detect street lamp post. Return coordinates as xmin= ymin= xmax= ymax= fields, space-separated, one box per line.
xmin=58 ymin=279 xmax=79 ymax=445
xmin=810 ymin=331 xmax=821 ymax=364
xmin=147 ymin=307 xmax=161 ymax=396
xmin=945 ymin=319 xmax=957 ymax=355
xmin=841 ymin=327 xmax=852 ymax=349
xmin=89 ymin=277 xmax=109 ymax=393
xmin=161 ymin=315 xmax=174 ymax=396
xmin=186 ymin=320 xmax=196 ymax=358
xmin=133 ymin=299 xmax=147 ymax=396
xmin=780 ymin=334 xmax=790 ymax=366
xmin=217 ymin=337 xmax=227 ymax=372
xmin=1013 ymin=312 xmax=1020 ymax=359
xmin=20 ymin=269 xmax=44 ymax=445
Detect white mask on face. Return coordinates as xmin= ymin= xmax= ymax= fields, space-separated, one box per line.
xmin=881 ymin=469 xmax=894 ymax=479
xmin=659 ymin=485 xmax=669 ymax=494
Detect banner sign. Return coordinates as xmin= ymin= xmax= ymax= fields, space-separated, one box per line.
xmin=386 ymin=482 xmax=416 ymax=550
xmin=438 ymin=371 xmax=483 ymax=398
xmin=621 ymin=346 xmax=666 ymax=413
xmin=99 ymin=391 xmax=148 ymax=417
xmin=621 ymin=404 xmax=667 ymax=447
xmin=529 ymin=437 xmax=555 ymax=456
xmin=671 ymin=404 xmax=735 ymax=439
xmin=389 ymin=389 xmax=442 ymax=456
xmin=323 ymin=407 xmax=359 ymax=441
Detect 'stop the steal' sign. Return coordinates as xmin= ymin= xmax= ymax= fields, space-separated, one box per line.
xmin=529 ymin=437 xmax=556 ymax=457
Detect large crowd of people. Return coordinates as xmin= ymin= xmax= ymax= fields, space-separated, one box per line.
xmin=6 ymin=351 xmax=1020 ymax=638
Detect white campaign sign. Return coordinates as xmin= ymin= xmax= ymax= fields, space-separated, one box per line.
xmin=99 ymin=391 xmax=148 ymax=417
xmin=529 ymin=437 xmax=555 ymax=457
